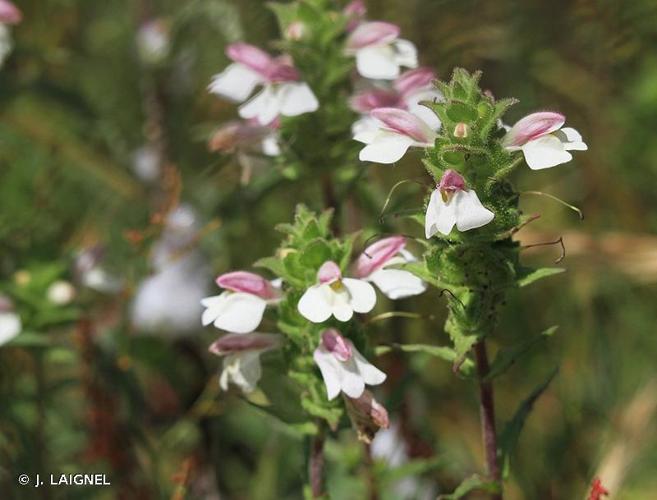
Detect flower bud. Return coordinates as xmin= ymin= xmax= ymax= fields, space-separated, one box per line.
xmin=47 ymin=280 xmax=76 ymax=305
xmin=453 ymin=122 xmax=469 ymax=138
xmin=345 ymin=390 xmax=390 ymax=443
xmin=285 ymin=21 xmax=306 ymax=41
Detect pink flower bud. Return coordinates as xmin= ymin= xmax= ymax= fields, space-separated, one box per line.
xmin=355 ymin=236 xmax=406 ymax=278
xmin=264 ymin=56 xmax=300 ymax=82
xmin=438 ymin=169 xmax=466 ymax=193
xmin=502 ymin=111 xmax=565 ymax=147
xmin=209 ymin=332 xmax=281 ymax=355
xmin=216 ymin=271 xmax=278 ymax=299
xmin=371 ymin=108 xmax=434 ymax=143
xmin=226 ymin=43 xmax=273 ymax=74
xmin=394 ymin=67 xmax=435 ymax=97
xmin=345 ymin=390 xmax=390 ymax=443
xmin=344 ymin=0 xmax=367 ymax=18
xmin=0 ymin=0 xmax=21 ymax=24
xmin=317 ymin=261 xmax=342 ymax=284
xmin=321 ymin=329 xmax=353 ymax=362
xmin=285 ymin=21 xmax=306 ymax=41
xmin=346 ymin=21 xmax=400 ymax=50
xmin=350 ymin=89 xmax=404 ymax=113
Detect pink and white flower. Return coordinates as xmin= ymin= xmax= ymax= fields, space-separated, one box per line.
xmin=502 ymin=111 xmax=588 ymax=170
xmin=343 ymin=0 xmax=367 ymax=31
xmin=351 ymin=68 xmax=442 ymax=132
xmin=425 ymin=169 xmax=494 ymax=237
xmin=346 ymin=22 xmax=417 ymax=80
xmin=209 ymin=332 xmax=282 ymax=393
xmin=313 ymin=329 xmax=386 ymax=400
xmin=354 ymin=108 xmax=437 ymax=164
xmin=355 ymin=236 xmax=426 ymax=299
xmin=202 ymin=271 xmax=281 ymax=334
xmin=208 ymin=43 xmax=319 ymax=125
xmin=297 ymin=261 xmax=376 ymax=323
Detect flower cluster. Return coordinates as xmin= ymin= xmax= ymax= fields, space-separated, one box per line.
xmin=201 ymin=207 xmax=425 ymax=440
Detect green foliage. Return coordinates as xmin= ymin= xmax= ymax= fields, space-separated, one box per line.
xmin=437 ymin=474 xmax=502 ymax=499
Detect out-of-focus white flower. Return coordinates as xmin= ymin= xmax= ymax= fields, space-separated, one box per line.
xmin=313 ymin=328 xmax=386 ymax=400
xmin=0 ymin=295 xmax=21 ymax=346
xmin=209 ymin=43 xmax=318 ymax=125
xmin=346 ymin=22 xmax=417 ymax=80
xmin=425 ymin=169 xmax=494 ymax=238
xmin=47 ymin=280 xmax=76 ymax=305
xmin=354 ymin=236 xmax=426 ymax=299
xmin=202 ymin=271 xmax=281 ymax=334
xmin=74 ymin=246 xmax=123 ymax=294
xmin=208 ymin=119 xmax=281 ymax=157
xmin=209 ymin=332 xmax=282 ymax=393
xmin=131 ymin=146 xmax=162 ymax=183
xmin=132 ymin=205 xmax=210 ymax=337
xmin=137 ymin=19 xmax=170 ymax=65
xmin=0 ymin=0 xmax=20 ymax=68
xmin=298 ymin=261 xmax=376 ymax=323
xmin=503 ymin=111 xmax=587 ymax=170
xmin=354 ymin=108 xmax=437 ymax=164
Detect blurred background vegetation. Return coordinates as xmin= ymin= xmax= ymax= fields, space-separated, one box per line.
xmin=1 ymin=0 xmax=657 ymax=498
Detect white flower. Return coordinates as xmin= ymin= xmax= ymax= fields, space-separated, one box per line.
xmin=202 ymin=271 xmax=281 ymax=334
xmin=503 ymin=111 xmax=588 ymax=170
xmin=297 ymin=261 xmax=376 ymax=323
xmin=425 ymin=169 xmax=494 ymax=237
xmin=355 ymin=236 xmax=426 ymax=299
xmin=136 ymin=19 xmax=170 ymax=65
xmin=313 ymin=329 xmax=386 ymax=400
xmin=346 ymin=22 xmax=417 ymax=80
xmin=209 ymin=332 xmax=282 ymax=393
xmin=46 ymin=280 xmax=76 ymax=305
xmin=0 ymin=295 xmax=21 ymax=346
xmin=354 ymin=108 xmax=437 ymax=164
xmin=208 ymin=42 xmax=318 ymax=125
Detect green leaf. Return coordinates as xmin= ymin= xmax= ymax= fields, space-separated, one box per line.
xmin=499 ymin=367 xmax=559 ymax=478
xmin=397 ymin=261 xmax=449 ymax=289
xmin=379 ymin=457 xmax=443 ymax=485
xmin=254 ymin=256 xmax=286 ymax=278
xmin=375 ymin=343 xmax=474 ymax=376
xmin=485 ymin=326 xmax=558 ymax=380
xmin=299 ymin=239 xmax=332 ymax=269
xmin=438 ymin=474 xmax=501 ymax=499
xmin=517 ymin=267 xmax=565 ymax=287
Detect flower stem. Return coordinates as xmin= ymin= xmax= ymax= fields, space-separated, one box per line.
xmin=309 ymin=424 xmax=326 ymax=498
xmin=474 ymin=340 xmax=502 ymax=499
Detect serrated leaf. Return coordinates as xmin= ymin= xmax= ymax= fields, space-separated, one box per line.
xmin=254 ymin=256 xmax=286 ymax=277
xmin=397 ymin=261 xmax=448 ymax=289
xmin=299 ymin=239 xmax=332 ymax=269
xmin=438 ymin=474 xmax=501 ymax=499
xmin=485 ymin=326 xmax=558 ymax=381
xmin=499 ymin=367 xmax=559 ymax=478
xmin=517 ymin=267 xmax=565 ymax=287
xmin=375 ymin=343 xmax=474 ymax=376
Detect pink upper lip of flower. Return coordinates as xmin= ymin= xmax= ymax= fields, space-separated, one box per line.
xmin=438 ymin=169 xmax=466 ymax=193
xmin=394 ymin=67 xmax=436 ymax=97
xmin=216 ymin=271 xmax=279 ymax=299
xmin=317 ymin=261 xmax=342 ymax=284
xmin=346 ymin=21 xmax=400 ymax=50
xmin=0 ymin=0 xmax=21 ymax=24
xmin=350 ymin=89 xmax=405 ymax=113
xmin=321 ymin=328 xmax=353 ymax=362
xmin=503 ymin=111 xmax=566 ymax=147
xmin=371 ymin=107 xmax=434 ymax=143
xmin=355 ymin=236 xmax=406 ymax=277
xmin=225 ymin=42 xmax=299 ymax=83
xmin=209 ymin=332 xmax=281 ymax=355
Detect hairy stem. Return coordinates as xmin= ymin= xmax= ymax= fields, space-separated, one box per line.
xmin=474 ymin=340 xmax=502 ymax=499
xmin=309 ymin=425 xmax=326 ymax=498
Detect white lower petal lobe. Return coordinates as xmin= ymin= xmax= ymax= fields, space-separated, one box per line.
xmin=359 ymin=131 xmax=415 ymax=164
xmin=313 ymin=348 xmax=343 ymax=400
xmin=298 ymin=284 xmax=333 ymax=323
xmin=425 ymin=190 xmax=456 ymax=237
xmin=522 ymin=135 xmax=573 ymax=170
xmin=353 ymin=350 xmax=387 ymax=386
xmin=208 ymin=63 xmax=262 ymax=102
xmin=278 ymin=82 xmax=319 ymax=117
xmin=369 ymin=268 xmax=426 ymax=299
xmin=211 ymin=292 xmax=267 ymax=334
xmin=356 ymin=46 xmax=400 ymax=79
xmin=453 ymin=190 xmax=495 ymax=232
xmin=342 ymin=278 xmax=377 ymax=313
xmin=239 ymin=86 xmax=281 ymax=125
xmin=340 ymin=359 xmax=366 ymax=398
xmin=393 ymin=39 xmax=418 ymax=70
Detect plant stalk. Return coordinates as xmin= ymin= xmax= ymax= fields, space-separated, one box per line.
xmin=309 ymin=425 xmax=326 ymax=498
xmin=474 ymin=340 xmax=502 ymax=499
